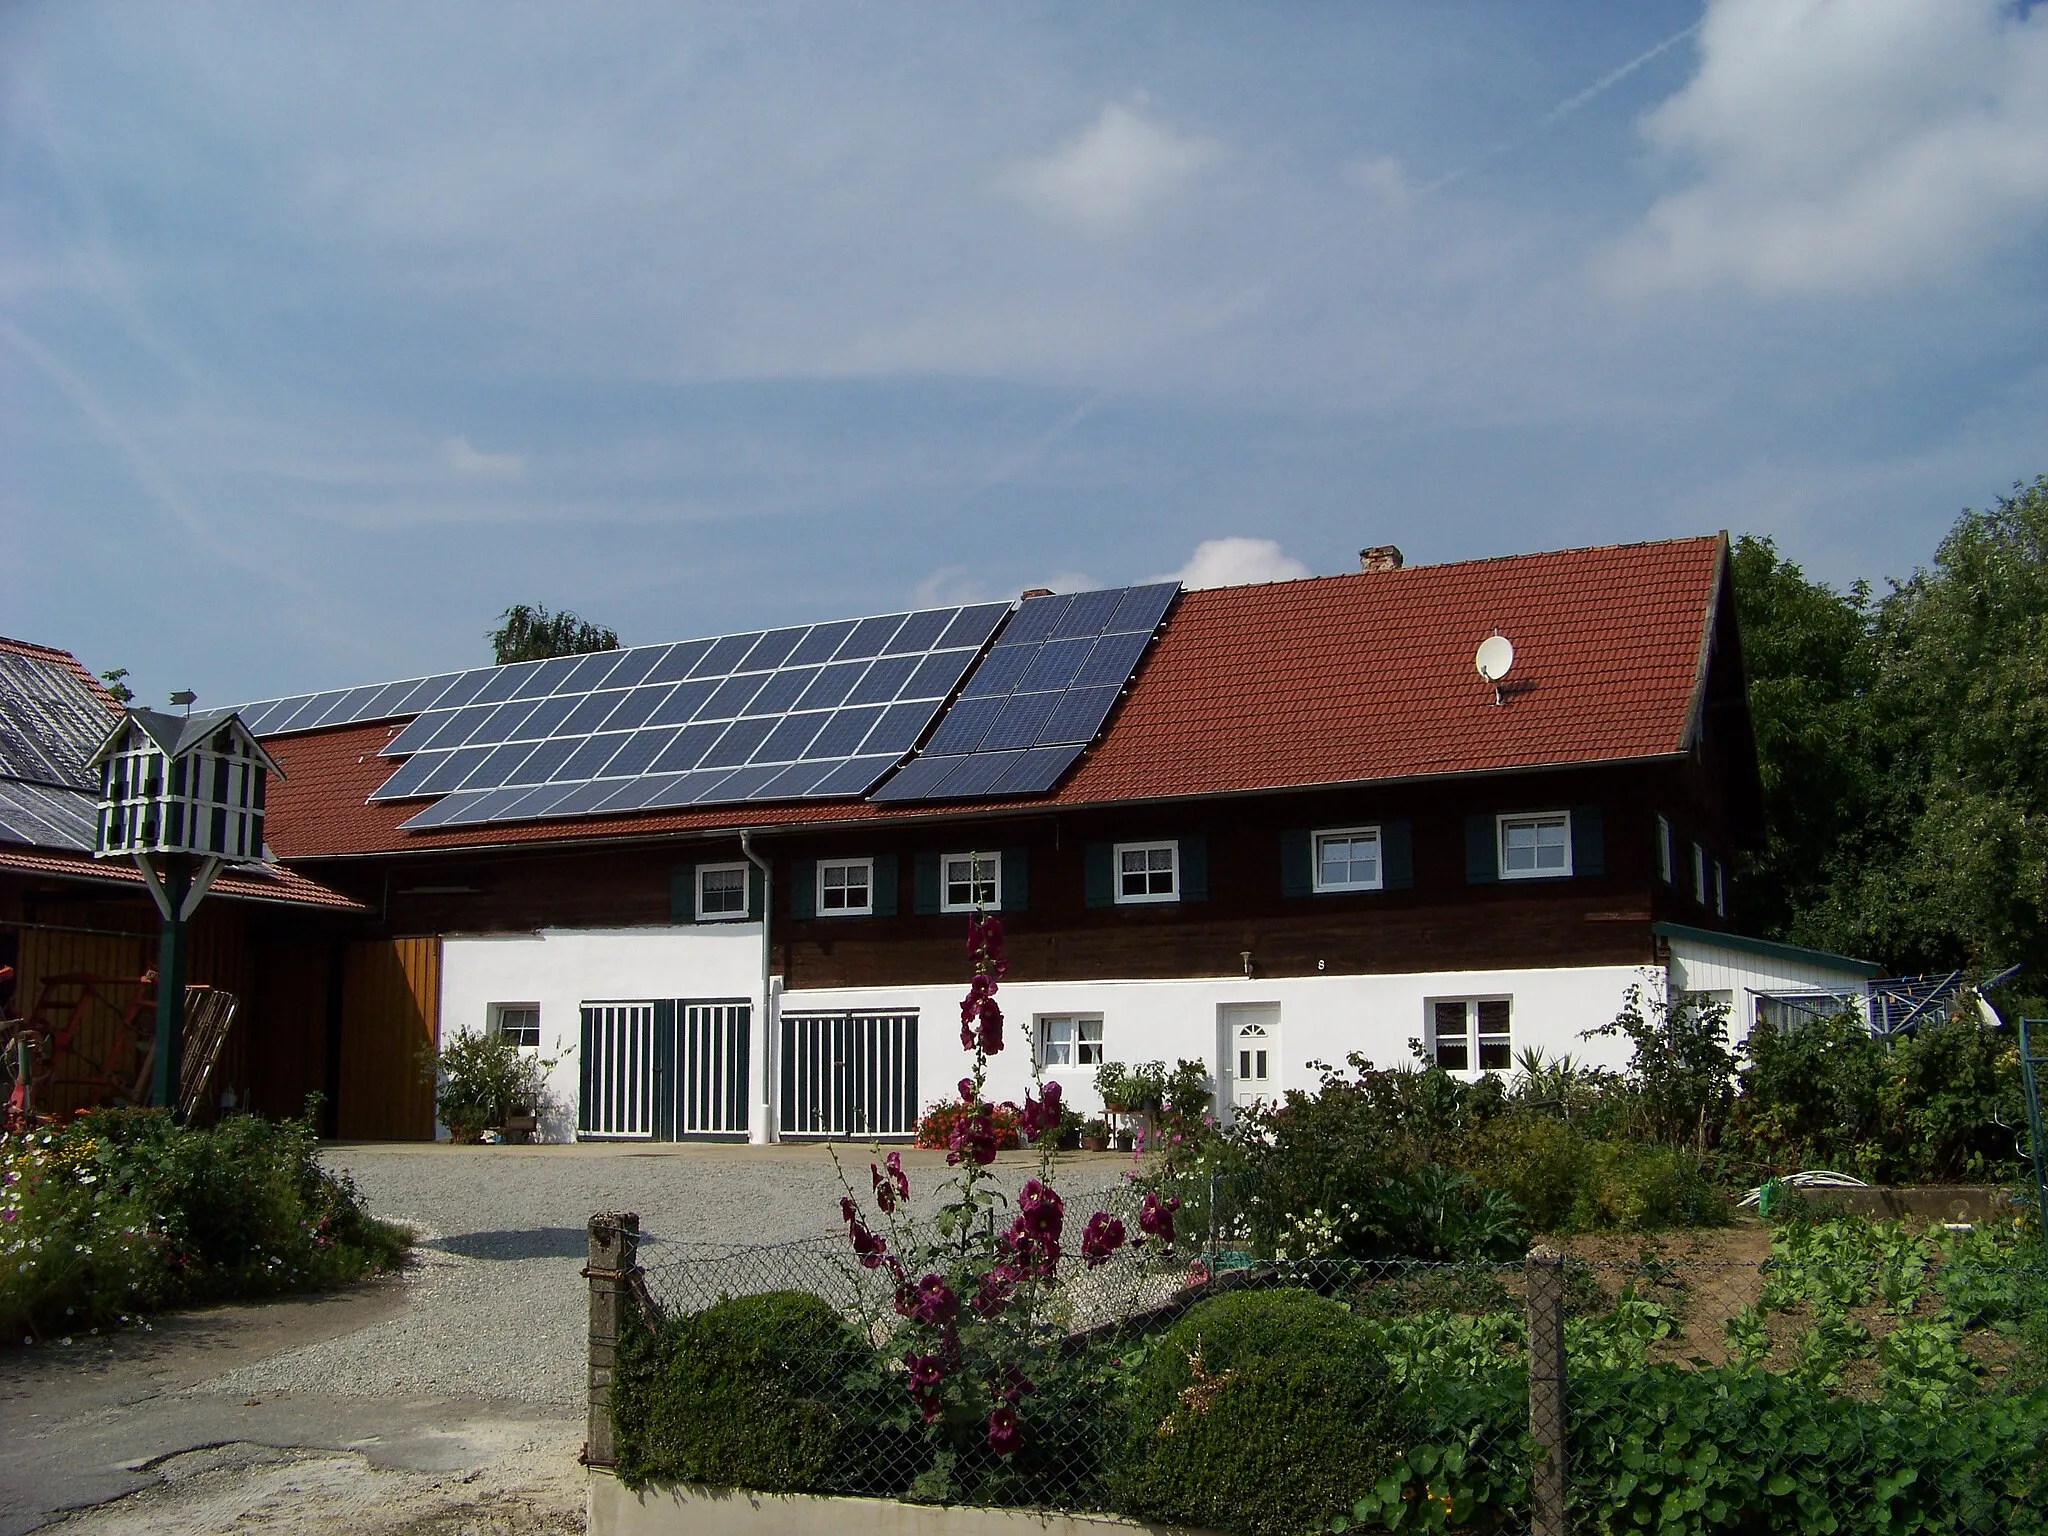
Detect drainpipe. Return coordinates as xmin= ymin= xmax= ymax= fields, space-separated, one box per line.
xmin=739 ymin=830 xmax=774 ymax=1146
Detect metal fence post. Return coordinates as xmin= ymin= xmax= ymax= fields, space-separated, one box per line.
xmin=585 ymin=1211 xmax=641 ymax=1469
xmin=1527 ymin=1244 xmax=1569 ymax=1536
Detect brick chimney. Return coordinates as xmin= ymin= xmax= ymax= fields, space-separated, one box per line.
xmin=1358 ymin=545 xmax=1403 ymax=573
xmin=1020 ymin=587 xmax=1054 ymax=599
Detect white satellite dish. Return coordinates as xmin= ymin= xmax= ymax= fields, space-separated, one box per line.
xmin=1475 ymin=634 xmax=1515 ymax=683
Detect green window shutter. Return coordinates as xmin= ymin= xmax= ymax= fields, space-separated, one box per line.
xmin=1084 ymin=842 xmax=1114 ymax=908
xmin=1383 ymin=820 xmax=1414 ymax=890
xmin=1571 ymin=806 xmax=1605 ymax=877
xmin=913 ymin=852 xmax=941 ymax=915
xmin=670 ymin=863 xmax=698 ymax=923
xmin=789 ymin=859 xmax=817 ymax=919
xmin=746 ymin=865 xmax=765 ymax=920
xmin=1465 ymin=814 xmax=1498 ymax=884
xmin=1000 ymin=847 xmax=1029 ymax=912
xmin=1180 ymin=835 xmax=1208 ymax=902
xmin=1280 ymin=829 xmax=1313 ymax=898
xmin=872 ymin=853 xmax=900 ymax=916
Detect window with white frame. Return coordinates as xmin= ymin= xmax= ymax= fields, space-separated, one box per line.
xmin=1115 ymin=841 xmax=1179 ymax=903
xmin=1430 ymin=998 xmax=1511 ymax=1073
xmin=1656 ymin=815 xmax=1674 ymax=883
xmin=491 ymin=1003 xmax=541 ymax=1049
xmin=1692 ymin=843 xmax=1708 ymax=906
xmin=1314 ymin=827 xmax=1382 ymax=892
xmin=1036 ymin=1014 xmax=1104 ymax=1069
xmin=697 ymin=863 xmax=749 ymax=920
xmin=1498 ymin=812 xmax=1571 ymax=880
xmin=941 ymin=851 xmax=1001 ymax=913
xmin=819 ymin=857 xmax=874 ymax=916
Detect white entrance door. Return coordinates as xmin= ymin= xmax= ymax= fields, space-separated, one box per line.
xmin=1222 ymin=1003 xmax=1280 ymax=1116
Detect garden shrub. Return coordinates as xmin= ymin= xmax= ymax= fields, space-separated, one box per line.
xmin=612 ymin=1290 xmax=886 ymax=1494
xmin=422 ymin=1030 xmax=553 ymax=1142
xmin=1574 ymin=1141 xmax=1726 ymax=1231
xmin=1114 ymin=1288 xmax=1416 ymax=1536
xmin=1468 ymin=1113 xmax=1587 ymax=1231
xmin=0 ymin=1108 xmax=408 ymax=1339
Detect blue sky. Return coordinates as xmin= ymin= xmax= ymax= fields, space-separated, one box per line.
xmin=4 ymin=1 xmax=2046 ymax=707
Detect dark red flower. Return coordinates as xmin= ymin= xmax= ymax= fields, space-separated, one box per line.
xmin=847 ymin=1217 xmax=889 ymax=1269
xmin=972 ymin=1265 xmax=1017 ymax=1317
xmin=988 ymin=1363 xmax=1036 ymax=1404
xmin=912 ymin=1273 xmax=960 ymax=1327
xmin=946 ymin=1109 xmax=999 ymax=1167
xmin=870 ymin=1162 xmax=897 ymax=1213
xmin=839 ymin=1196 xmax=858 ymax=1225
xmin=1138 ymin=1191 xmax=1181 ymax=1247
xmin=884 ymin=1151 xmax=909 ymax=1199
xmin=1081 ymin=1210 xmax=1127 ymax=1268
xmin=1017 ymin=1179 xmax=1065 ymax=1243
xmin=987 ymin=1405 xmax=1020 ymax=1455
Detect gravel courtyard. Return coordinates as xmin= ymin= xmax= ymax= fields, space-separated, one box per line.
xmin=6 ymin=1141 xmax=1127 ymax=1536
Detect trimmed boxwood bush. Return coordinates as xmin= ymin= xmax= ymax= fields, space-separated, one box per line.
xmin=612 ymin=1290 xmax=883 ymax=1493
xmin=1112 ymin=1288 xmax=1416 ymax=1536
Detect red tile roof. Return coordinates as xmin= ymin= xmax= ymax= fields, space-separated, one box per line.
xmin=0 ymin=635 xmax=122 ymax=712
xmin=0 ymin=844 xmax=367 ymax=911
xmin=261 ymin=536 xmax=1727 ymax=860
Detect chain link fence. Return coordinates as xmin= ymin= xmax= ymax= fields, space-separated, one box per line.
xmin=587 ymin=1204 xmax=2048 ymax=1535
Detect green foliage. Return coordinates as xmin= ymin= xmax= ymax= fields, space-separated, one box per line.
xmin=1734 ymin=1011 xmax=2027 ymax=1182
xmin=0 ymin=1109 xmax=407 ymax=1339
xmin=488 ymin=602 xmax=619 ymax=664
xmin=1584 ymin=987 xmax=1737 ymax=1156
xmin=1732 ymin=479 xmax=2048 ymax=992
xmin=423 ymin=1030 xmax=554 ymax=1142
xmin=1114 ymin=1289 xmax=1416 ymax=1536
xmin=612 ymin=1291 xmax=883 ymax=1493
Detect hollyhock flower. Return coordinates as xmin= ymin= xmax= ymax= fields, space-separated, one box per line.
xmin=946 ymin=1110 xmax=998 ymax=1167
xmin=1080 ymin=1211 xmax=1126 ymax=1268
xmin=989 ymin=1364 xmax=1035 ymax=1404
xmin=884 ymin=1151 xmax=909 ymax=1199
xmin=987 ymin=1405 xmax=1020 ymax=1455
xmin=958 ymin=1078 xmax=975 ymax=1104
xmin=905 ymin=1351 xmax=945 ymax=1390
xmin=1001 ymin=1216 xmax=1059 ymax=1279
xmin=839 ymin=1196 xmax=858 ymax=1225
xmin=1138 ymin=1191 xmax=1181 ymax=1247
xmin=975 ymin=995 xmax=1004 ymax=1055
xmin=912 ymin=1273 xmax=960 ymax=1327
xmin=1017 ymin=1179 xmax=1064 ymax=1243
xmin=847 ymin=1218 xmax=889 ymax=1269
xmin=972 ymin=1265 xmax=1017 ymax=1317
xmin=870 ymin=1163 xmax=897 ymax=1213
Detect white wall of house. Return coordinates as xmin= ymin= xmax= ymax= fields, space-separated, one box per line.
xmin=780 ymin=963 xmax=1655 ymax=1130
xmin=439 ymin=924 xmax=766 ymax=1143
xmin=1663 ymin=932 xmax=1874 ymax=1049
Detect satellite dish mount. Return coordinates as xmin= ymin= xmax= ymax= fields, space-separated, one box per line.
xmin=1475 ymin=633 xmax=1515 ymax=706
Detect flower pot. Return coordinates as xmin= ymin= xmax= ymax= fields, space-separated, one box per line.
xmin=1080 ymin=1134 xmax=1109 ymax=1152
xmin=500 ymin=1111 xmax=538 ymax=1145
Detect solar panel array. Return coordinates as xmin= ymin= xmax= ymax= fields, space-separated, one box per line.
xmin=0 ymin=778 xmax=99 ymax=851
xmin=0 ymin=652 xmax=116 ymax=795
xmin=367 ymin=603 xmax=1014 ymax=829
xmin=869 ymin=583 xmax=1175 ymax=803
xmin=238 ymin=671 xmax=476 ymax=740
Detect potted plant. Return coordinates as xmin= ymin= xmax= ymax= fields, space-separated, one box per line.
xmin=1095 ymin=1061 xmax=1132 ymax=1115
xmin=421 ymin=1032 xmax=555 ymax=1144
xmin=1078 ymin=1116 xmax=1113 ymax=1152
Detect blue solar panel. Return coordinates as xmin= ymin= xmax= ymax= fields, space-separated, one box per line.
xmin=868 ymin=582 xmax=1175 ymax=804
xmin=237 ymin=600 xmax=1002 ymax=829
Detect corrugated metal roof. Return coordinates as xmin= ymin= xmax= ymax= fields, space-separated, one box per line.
xmin=0 ymin=649 xmax=118 ymax=793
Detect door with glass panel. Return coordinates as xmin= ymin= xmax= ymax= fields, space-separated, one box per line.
xmin=1222 ymin=1003 xmax=1280 ymax=1116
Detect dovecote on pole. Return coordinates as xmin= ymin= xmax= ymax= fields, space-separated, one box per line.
xmin=87 ymin=707 xmax=282 ymax=1114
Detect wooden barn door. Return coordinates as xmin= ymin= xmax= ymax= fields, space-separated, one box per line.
xmin=779 ymin=1010 xmax=917 ymax=1140
xmin=336 ymin=937 xmax=441 ymax=1140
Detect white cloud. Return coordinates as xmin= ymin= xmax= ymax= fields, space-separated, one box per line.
xmin=1603 ymin=0 xmax=2048 ymax=296
xmin=1166 ymin=537 xmax=1309 ymax=590
xmin=443 ymin=434 xmax=526 ymax=479
xmin=1005 ymin=103 xmax=1220 ymax=230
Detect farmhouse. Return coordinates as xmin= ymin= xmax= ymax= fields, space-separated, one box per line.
xmin=171 ymin=532 xmax=1866 ymax=1144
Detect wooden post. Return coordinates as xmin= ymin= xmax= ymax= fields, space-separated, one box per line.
xmin=585 ymin=1212 xmax=641 ymax=1469
xmin=1527 ymin=1245 xmax=1569 ymax=1536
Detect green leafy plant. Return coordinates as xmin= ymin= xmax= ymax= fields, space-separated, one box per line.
xmin=422 ymin=1031 xmax=556 ymax=1142
xmin=0 ymin=1109 xmax=407 ymax=1339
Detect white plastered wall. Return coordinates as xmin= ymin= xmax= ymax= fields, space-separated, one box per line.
xmin=781 ymin=963 xmax=1656 ymax=1127
xmin=1663 ymin=934 xmax=1874 ymax=1050
xmin=438 ymin=925 xmax=766 ymax=1142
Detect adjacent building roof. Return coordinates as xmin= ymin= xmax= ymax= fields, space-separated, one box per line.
xmin=257 ymin=535 xmax=1731 ymax=859
xmin=0 ymin=635 xmax=357 ymax=911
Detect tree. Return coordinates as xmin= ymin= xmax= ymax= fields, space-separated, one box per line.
xmin=487 ymin=604 xmax=619 ymax=665
xmin=1730 ymin=476 xmax=2048 ymax=994
xmin=98 ymin=667 xmax=136 ymax=705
